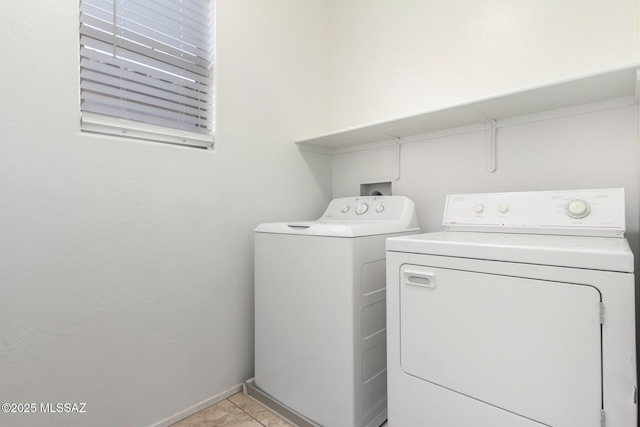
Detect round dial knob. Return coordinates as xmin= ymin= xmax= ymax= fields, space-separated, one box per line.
xmin=355 ymin=203 xmax=369 ymax=215
xmin=565 ymin=199 xmax=590 ymax=219
xmin=474 ymin=205 xmax=484 ymax=214
xmin=375 ymin=204 xmax=385 ymax=213
xmin=498 ymin=204 xmax=509 ymax=214
xmin=341 ymin=205 xmax=350 ymax=213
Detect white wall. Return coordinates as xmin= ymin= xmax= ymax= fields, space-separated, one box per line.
xmin=0 ymin=1 xmax=331 ymax=426
xmin=329 ymin=0 xmax=640 ymax=130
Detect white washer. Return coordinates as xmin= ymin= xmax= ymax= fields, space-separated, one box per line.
xmin=386 ymin=188 xmax=637 ymax=427
xmin=254 ymin=196 xmax=420 ymax=427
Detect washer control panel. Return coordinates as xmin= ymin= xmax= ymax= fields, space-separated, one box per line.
xmin=320 ymin=196 xmax=411 ymax=221
xmin=443 ymin=188 xmax=625 ymax=237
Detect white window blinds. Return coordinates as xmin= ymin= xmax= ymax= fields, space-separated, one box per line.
xmin=79 ymin=0 xmax=214 ymax=149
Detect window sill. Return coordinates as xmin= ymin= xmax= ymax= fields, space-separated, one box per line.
xmin=81 ymin=112 xmax=214 ymax=150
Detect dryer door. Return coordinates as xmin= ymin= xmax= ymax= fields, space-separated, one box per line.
xmin=400 ymin=264 xmax=602 ymax=427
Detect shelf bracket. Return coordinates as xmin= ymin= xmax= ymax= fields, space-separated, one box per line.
xmin=635 ymin=69 xmax=640 ymax=103
xmin=486 ymin=120 xmax=497 ymax=173
xmin=393 ymin=137 xmax=401 ymax=181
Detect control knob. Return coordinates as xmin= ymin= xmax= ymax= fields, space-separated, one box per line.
xmin=565 ymin=199 xmax=590 ymax=219
xmin=356 ymin=203 xmax=369 ymax=215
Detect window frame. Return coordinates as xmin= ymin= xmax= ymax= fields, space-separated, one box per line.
xmin=79 ymin=0 xmax=215 ymax=150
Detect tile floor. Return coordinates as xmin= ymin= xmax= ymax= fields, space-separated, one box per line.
xmin=171 ymin=392 xmax=293 ymax=427
xmin=171 ymin=392 xmax=389 ymax=427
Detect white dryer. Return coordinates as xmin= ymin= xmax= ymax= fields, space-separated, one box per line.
xmin=386 ymin=188 xmax=636 ymax=427
xmin=254 ymin=196 xmax=419 ymax=427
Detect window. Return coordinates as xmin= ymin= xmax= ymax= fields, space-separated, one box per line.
xmin=79 ymin=0 xmax=214 ymax=149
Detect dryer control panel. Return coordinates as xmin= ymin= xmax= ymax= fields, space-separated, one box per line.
xmin=443 ymin=188 xmax=626 ymax=237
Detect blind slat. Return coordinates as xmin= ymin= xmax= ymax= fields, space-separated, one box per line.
xmin=156 ymin=0 xmax=214 ymax=16
xmin=81 ymin=79 xmax=208 ymax=117
xmin=80 ymin=8 xmax=208 ymax=59
xmin=80 ymin=37 xmax=210 ymax=85
xmin=80 ymin=49 xmax=210 ymax=95
xmin=128 ymin=0 xmax=212 ymax=30
xmin=116 ymin=0 xmax=211 ymax=45
xmin=82 ymin=94 xmax=210 ymax=131
xmin=80 ymin=26 xmax=209 ymax=78
xmin=84 ymin=0 xmax=212 ymax=43
xmin=81 ymin=0 xmax=211 ymax=53
xmin=80 ymin=57 xmax=211 ymax=100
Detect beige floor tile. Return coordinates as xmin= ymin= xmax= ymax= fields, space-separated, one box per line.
xmin=171 ymin=392 xmax=387 ymax=427
xmin=172 ymin=399 xmax=262 ymax=427
xmin=227 ymin=392 xmax=294 ymax=427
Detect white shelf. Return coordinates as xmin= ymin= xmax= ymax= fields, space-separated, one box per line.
xmin=296 ymin=64 xmax=640 ymax=152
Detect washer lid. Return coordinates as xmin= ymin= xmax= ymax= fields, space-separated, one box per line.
xmin=255 ymin=196 xmax=420 ymax=237
xmin=255 ymin=221 xmax=420 ymax=238
xmin=387 ymin=231 xmax=634 ymax=272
